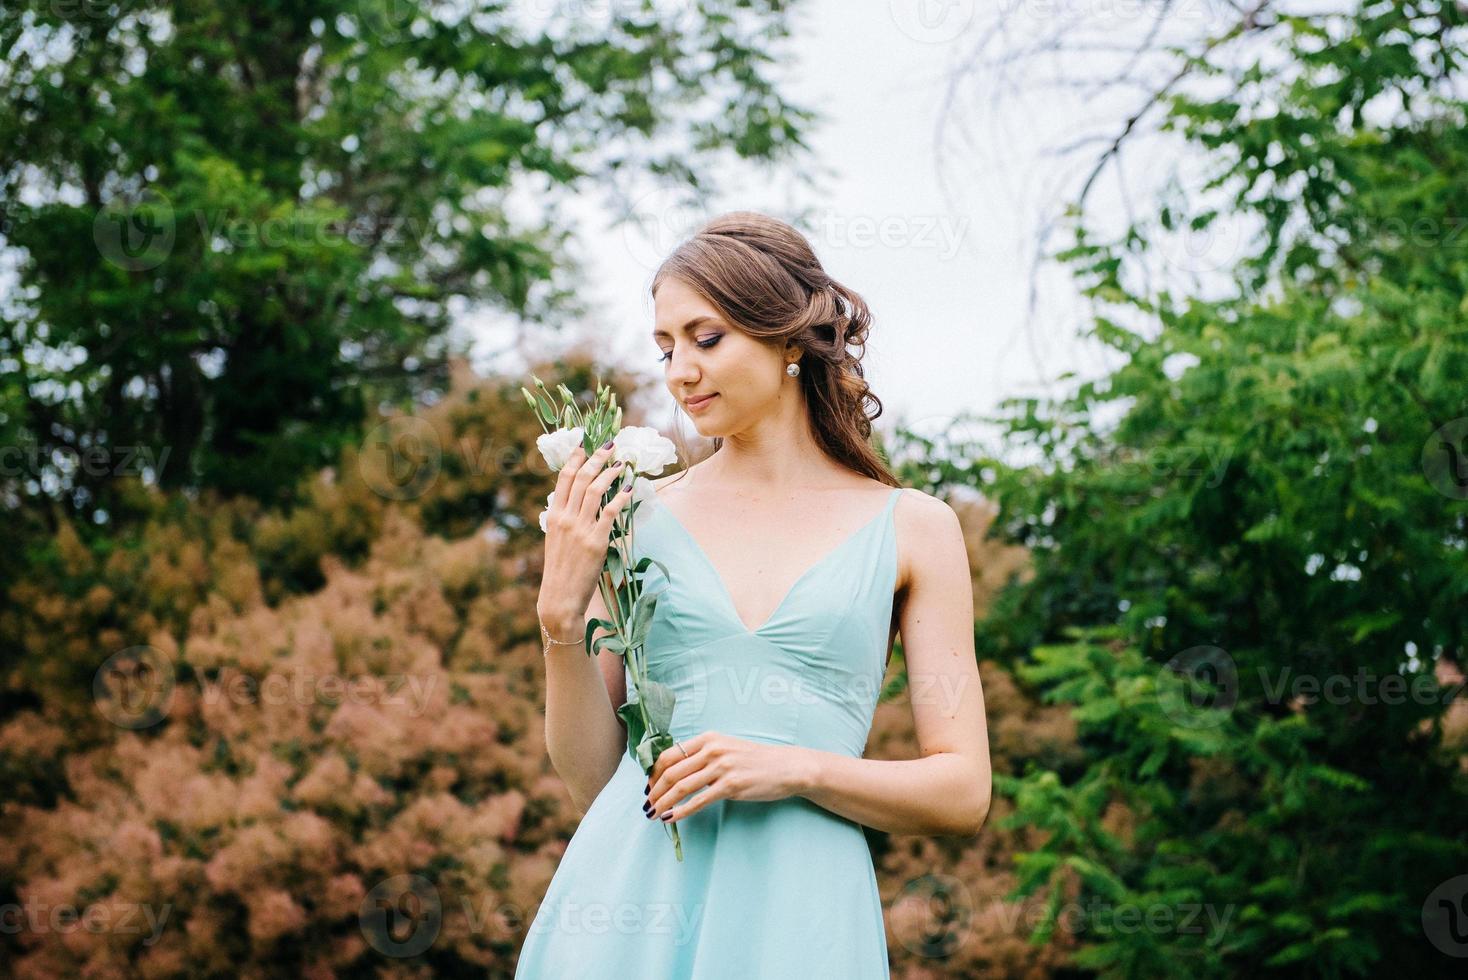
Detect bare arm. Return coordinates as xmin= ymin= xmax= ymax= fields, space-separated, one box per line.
xmin=536 ymin=441 xmax=635 ymax=815
xmin=543 ymin=585 xmax=630 ymax=815
xmin=794 ymin=492 xmax=992 ymax=837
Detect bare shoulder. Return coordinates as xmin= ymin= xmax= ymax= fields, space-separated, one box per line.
xmin=892 ymin=486 xmax=963 ymax=593
xmin=892 ymin=484 xmax=955 ymax=521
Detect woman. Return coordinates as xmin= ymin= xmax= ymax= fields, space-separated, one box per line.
xmin=515 ymin=211 xmax=991 ymax=978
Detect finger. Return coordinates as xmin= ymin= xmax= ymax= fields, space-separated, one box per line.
xmin=569 ymin=440 xmax=617 ymax=517
xmin=650 ymin=763 xmax=711 ymax=815
xmin=647 ymin=747 xmax=679 ymax=796
xmin=654 ymin=730 xmax=722 ymax=792
xmin=649 ymin=740 xmax=703 ymax=798
xmin=584 ymin=457 xmax=628 ymax=520
xmin=680 ymin=731 xmax=713 ymax=753
xmin=662 ymin=781 xmax=725 ymax=822
xmin=600 ymin=474 xmax=636 ymax=531
xmin=650 ymin=736 xmax=686 ymax=785
xmin=650 ymin=769 xmax=722 ymax=823
xmin=549 ymin=445 xmax=585 ymax=515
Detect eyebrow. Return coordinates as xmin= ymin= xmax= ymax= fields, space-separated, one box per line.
xmin=652 ymin=315 xmax=720 ymax=341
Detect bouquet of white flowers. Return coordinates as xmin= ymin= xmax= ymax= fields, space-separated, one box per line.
xmin=522 ymin=374 xmax=686 ymax=860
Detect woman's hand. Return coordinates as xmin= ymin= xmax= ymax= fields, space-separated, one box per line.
xmin=536 ymin=439 xmax=632 ymax=636
xmin=642 ymin=731 xmax=818 ymax=823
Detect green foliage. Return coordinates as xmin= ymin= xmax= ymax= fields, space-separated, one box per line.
xmin=959 ymin=4 xmax=1468 ymax=976
xmin=995 ymin=628 xmax=1391 ymax=976
xmin=0 ymin=0 xmax=814 ymax=512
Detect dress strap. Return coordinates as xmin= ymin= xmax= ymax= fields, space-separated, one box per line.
xmin=880 ymin=486 xmax=903 ymax=525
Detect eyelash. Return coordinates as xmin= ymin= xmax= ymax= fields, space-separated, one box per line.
xmin=657 ymin=336 xmax=720 ymax=363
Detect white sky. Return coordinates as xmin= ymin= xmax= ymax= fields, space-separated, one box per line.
xmin=467 ymin=0 xmax=1224 ymax=458
xmin=0 ymin=1 xmax=1246 ymax=468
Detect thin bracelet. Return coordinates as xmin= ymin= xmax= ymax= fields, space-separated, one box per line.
xmin=540 ymin=619 xmax=583 ymax=655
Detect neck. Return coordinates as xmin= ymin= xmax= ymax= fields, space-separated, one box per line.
xmin=694 ymin=386 xmax=837 ymax=493
xmin=700 ymin=437 xmax=837 ymax=496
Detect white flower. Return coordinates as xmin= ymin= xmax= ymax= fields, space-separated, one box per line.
xmin=612 ymin=426 xmax=679 ymax=476
xmin=536 ymin=426 xmax=585 ymax=471
xmin=626 ymin=475 xmax=659 ymax=529
xmin=538 ymin=489 xmax=556 ymax=533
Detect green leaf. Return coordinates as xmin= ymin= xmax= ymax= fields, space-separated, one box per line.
xmin=615 ymin=699 xmax=647 ymax=767
xmin=637 ymin=679 xmax=677 ymax=735
xmin=589 ymin=618 xmax=624 ymax=656
xmin=628 ymin=593 xmax=658 ymax=649
xmin=1341 ymin=610 xmax=1401 ymax=643
xmin=618 ymin=679 xmax=677 ymax=771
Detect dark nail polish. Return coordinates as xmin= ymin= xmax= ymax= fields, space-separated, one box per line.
xmin=601 ymin=438 xmax=613 ymax=449
xmin=642 ymin=800 xmax=650 ymax=812
xmin=660 ymin=812 xmax=673 ymax=821
xmin=644 ymin=783 xmax=650 ymax=795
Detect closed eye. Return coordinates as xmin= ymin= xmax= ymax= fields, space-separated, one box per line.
xmin=657 ymin=335 xmax=721 ymax=363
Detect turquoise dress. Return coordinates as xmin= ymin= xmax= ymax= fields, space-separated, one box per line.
xmin=514 ymin=486 xmax=902 ymax=979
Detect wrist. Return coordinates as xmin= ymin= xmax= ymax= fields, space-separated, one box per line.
xmin=536 ymin=605 xmax=581 ymax=641
xmin=538 ymin=618 xmax=582 ymax=648
xmin=793 ymin=746 xmax=826 ymax=798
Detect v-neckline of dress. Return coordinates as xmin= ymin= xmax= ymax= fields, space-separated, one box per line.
xmin=649 ymin=487 xmax=899 ymax=637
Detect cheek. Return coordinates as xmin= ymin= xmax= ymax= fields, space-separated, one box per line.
xmin=719 ymin=346 xmax=780 ymax=390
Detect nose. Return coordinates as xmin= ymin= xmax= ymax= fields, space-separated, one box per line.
xmin=665 ymin=348 xmax=701 ymax=387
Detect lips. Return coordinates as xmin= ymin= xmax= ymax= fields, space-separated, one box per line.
xmin=686 ymin=393 xmax=718 ymax=410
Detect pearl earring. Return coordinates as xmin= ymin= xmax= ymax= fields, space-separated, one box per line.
xmin=786 ymin=362 xmax=800 ymax=377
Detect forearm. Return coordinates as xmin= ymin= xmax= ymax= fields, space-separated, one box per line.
xmin=542 ymin=637 xmax=625 ymax=814
xmin=795 ymin=748 xmax=990 ymax=837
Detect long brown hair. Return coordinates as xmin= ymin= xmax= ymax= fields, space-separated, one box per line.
xmin=651 ymin=211 xmax=900 ymax=488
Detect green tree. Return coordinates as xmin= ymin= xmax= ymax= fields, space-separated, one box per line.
xmin=948 ymin=3 xmax=1468 ymax=976
xmin=0 ymin=0 xmax=813 ymax=512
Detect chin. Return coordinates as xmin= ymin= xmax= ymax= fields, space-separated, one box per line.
xmin=686 ymin=407 xmax=723 ymax=433
xmin=694 ymin=420 xmax=733 ymax=439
